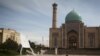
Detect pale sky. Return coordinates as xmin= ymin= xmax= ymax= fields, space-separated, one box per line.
xmin=0 ymin=0 xmax=100 ymax=46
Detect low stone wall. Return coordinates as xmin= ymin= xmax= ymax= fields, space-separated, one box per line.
xmin=37 ymin=54 xmax=66 ymax=56
xmin=18 ymin=55 xmax=66 ymax=56
xmin=44 ymin=48 xmax=100 ymax=55
xmin=15 ymin=54 xmax=100 ymax=56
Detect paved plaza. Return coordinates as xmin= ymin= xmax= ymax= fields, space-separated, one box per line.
xmin=15 ymin=55 xmax=100 ymax=56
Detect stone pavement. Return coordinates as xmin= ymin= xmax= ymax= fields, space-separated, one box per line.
xmin=15 ymin=55 xmax=66 ymax=56
xmin=15 ymin=55 xmax=100 ymax=56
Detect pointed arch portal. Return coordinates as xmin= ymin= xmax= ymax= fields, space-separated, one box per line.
xmin=67 ymin=30 xmax=78 ymax=49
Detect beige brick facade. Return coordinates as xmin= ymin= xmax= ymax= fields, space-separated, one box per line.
xmin=49 ymin=3 xmax=100 ymax=49
xmin=0 ymin=28 xmax=20 ymax=44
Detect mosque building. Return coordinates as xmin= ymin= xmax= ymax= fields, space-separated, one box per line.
xmin=49 ymin=3 xmax=100 ymax=49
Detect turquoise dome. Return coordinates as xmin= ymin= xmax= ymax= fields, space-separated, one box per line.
xmin=65 ymin=10 xmax=82 ymax=22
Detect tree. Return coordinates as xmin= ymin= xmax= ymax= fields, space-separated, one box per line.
xmin=0 ymin=38 xmax=18 ymax=50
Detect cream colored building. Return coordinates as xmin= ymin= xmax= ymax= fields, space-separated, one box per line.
xmin=0 ymin=28 xmax=20 ymax=44
xmin=49 ymin=3 xmax=100 ymax=49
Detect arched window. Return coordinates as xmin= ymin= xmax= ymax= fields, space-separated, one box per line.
xmin=88 ymin=33 xmax=95 ymax=48
xmin=52 ymin=33 xmax=58 ymax=48
xmin=54 ymin=37 xmax=57 ymax=47
xmin=63 ymin=37 xmax=65 ymax=47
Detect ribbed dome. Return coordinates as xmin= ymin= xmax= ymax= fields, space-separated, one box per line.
xmin=65 ymin=10 xmax=82 ymax=22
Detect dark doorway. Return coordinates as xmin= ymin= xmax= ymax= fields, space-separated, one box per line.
xmin=67 ymin=30 xmax=78 ymax=49
xmin=69 ymin=36 xmax=77 ymax=49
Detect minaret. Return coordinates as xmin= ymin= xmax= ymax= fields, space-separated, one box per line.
xmin=52 ymin=3 xmax=57 ymax=28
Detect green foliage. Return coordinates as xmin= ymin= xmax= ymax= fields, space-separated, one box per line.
xmin=29 ymin=41 xmax=35 ymax=49
xmin=0 ymin=38 xmax=20 ymax=55
xmin=29 ymin=41 xmax=45 ymax=54
xmin=0 ymin=50 xmax=19 ymax=55
xmin=0 ymin=38 xmax=18 ymax=50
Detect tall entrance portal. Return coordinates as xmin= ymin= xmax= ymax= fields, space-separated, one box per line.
xmin=67 ymin=30 xmax=78 ymax=49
